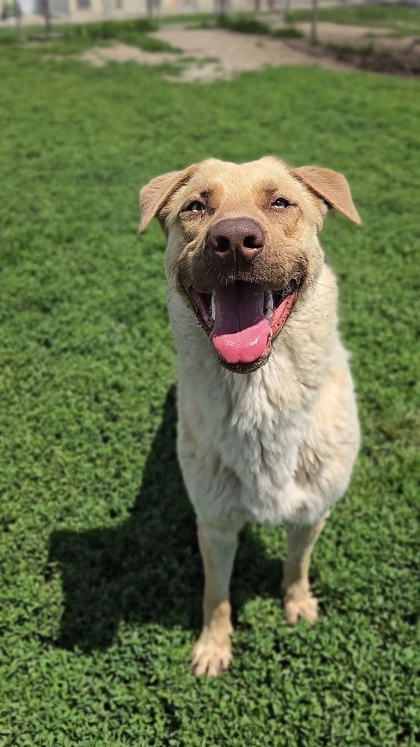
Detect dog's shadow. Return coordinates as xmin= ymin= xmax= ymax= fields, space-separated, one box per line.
xmin=48 ymin=386 xmax=283 ymax=652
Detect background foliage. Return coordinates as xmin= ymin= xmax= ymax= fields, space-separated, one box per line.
xmin=0 ymin=33 xmax=418 ymax=747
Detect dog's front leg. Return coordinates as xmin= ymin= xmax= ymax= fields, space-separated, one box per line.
xmin=191 ymin=523 xmax=239 ymax=677
xmin=282 ymin=513 xmax=328 ymax=625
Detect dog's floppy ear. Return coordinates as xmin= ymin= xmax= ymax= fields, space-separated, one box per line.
xmin=139 ymin=164 xmax=199 ymax=234
xmin=292 ymin=166 xmax=362 ymax=225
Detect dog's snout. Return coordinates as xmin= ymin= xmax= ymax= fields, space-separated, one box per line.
xmin=208 ymin=218 xmax=264 ymax=263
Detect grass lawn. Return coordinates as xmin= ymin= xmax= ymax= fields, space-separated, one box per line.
xmin=0 ymin=32 xmax=418 ymax=747
xmin=288 ymin=3 xmax=420 ymax=38
xmin=0 ymin=18 xmax=178 ymax=53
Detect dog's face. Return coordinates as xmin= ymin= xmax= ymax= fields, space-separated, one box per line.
xmin=140 ymin=157 xmax=360 ymax=374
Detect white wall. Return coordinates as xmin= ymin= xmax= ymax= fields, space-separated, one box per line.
xmin=19 ymin=0 xmax=37 ymax=13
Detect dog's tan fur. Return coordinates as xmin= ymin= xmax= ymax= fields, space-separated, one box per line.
xmin=140 ymin=157 xmax=360 ymax=676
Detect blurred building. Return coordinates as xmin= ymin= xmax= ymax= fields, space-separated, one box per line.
xmin=17 ymin=0 xmax=212 ymax=18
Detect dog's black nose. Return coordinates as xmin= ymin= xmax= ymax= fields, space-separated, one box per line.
xmin=208 ymin=218 xmax=264 ymax=263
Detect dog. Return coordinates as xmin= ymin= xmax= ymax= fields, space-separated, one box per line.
xmin=140 ymin=156 xmax=361 ymax=676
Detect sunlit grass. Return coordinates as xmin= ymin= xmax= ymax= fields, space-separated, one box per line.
xmin=0 ymin=37 xmax=418 ymax=747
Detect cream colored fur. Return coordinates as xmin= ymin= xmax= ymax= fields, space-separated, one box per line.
xmin=140 ymin=157 xmax=361 ymax=677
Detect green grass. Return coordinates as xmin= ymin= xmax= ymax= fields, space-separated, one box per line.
xmin=0 ymin=36 xmax=419 ymax=747
xmin=210 ymin=12 xmax=303 ymax=39
xmin=219 ymin=13 xmax=272 ymax=34
xmin=0 ymin=18 xmax=177 ymax=53
xmin=57 ymin=18 xmax=176 ymax=52
xmin=288 ymin=2 xmax=420 ymax=38
xmin=271 ymin=25 xmax=304 ymax=40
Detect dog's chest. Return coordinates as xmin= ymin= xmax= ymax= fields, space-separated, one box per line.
xmin=221 ymin=383 xmax=295 ymax=470
xmin=191 ymin=363 xmax=314 ymax=524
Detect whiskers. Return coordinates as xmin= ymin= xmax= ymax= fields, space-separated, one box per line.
xmin=307 ymin=281 xmax=325 ymax=315
xmin=165 ymin=285 xmax=179 ymax=309
xmin=309 ymin=279 xmax=335 ymax=290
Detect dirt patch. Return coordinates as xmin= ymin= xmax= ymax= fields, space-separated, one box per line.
xmin=47 ymin=29 xmax=351 ymax=79
xmin=152 ymin=27 xmax=351 ymax=80
xmin=287 ymin=25 xmax=420 ymax=78
xmin=295 ymin=21 xmax=417 ymax=55
xmin=326 ymin=44 xmax=420 ymax=76
xmin=73 ymin=44 xmax=177 ymax=69
xmin=47 ymin=26 xmax=419 ymax=80
xmin=155 ymin=26 xmax=419 ymax=80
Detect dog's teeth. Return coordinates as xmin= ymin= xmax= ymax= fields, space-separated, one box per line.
xmin=211 ymin=293 xmax=216 ymax=321
xmin=264 ymin=291 xmax=274 ymax=319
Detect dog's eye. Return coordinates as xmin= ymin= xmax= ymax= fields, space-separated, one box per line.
xmin=184 ymin=200 xmax=206 ymax=213
xmin=272 ymin=197 xmax=291 ymax=209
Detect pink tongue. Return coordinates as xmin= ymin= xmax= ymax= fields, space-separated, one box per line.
xmin=210 ymin=283 xmax=272 ymax=364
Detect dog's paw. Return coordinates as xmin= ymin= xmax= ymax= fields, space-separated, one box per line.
xmin=191 ymin=630 xmax=232 ymax=677
xmin=284 ymin=594 xmax=319 ymax=625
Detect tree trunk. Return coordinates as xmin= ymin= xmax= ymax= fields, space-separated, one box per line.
xmin=310 ymin=0 xmax=318 ymax=45
xmin=40 ymin=0 xmax=51 ymax=37
xmin=215 ymin=0 xmax=228 ymax=22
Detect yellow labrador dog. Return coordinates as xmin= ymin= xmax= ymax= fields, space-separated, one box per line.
xmin=140 ymin=157 xmax=361 ymax=677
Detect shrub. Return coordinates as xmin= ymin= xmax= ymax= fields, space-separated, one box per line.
xmin=219 ymin=13 xmax=271 ymax=35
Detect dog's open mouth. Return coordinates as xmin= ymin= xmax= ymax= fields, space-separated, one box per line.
xmin=187 ymin=280 xmax=300 ymax=373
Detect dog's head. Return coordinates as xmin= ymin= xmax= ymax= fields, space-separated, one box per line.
xmin=140 ymin=157 xmax=360 ymax=374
